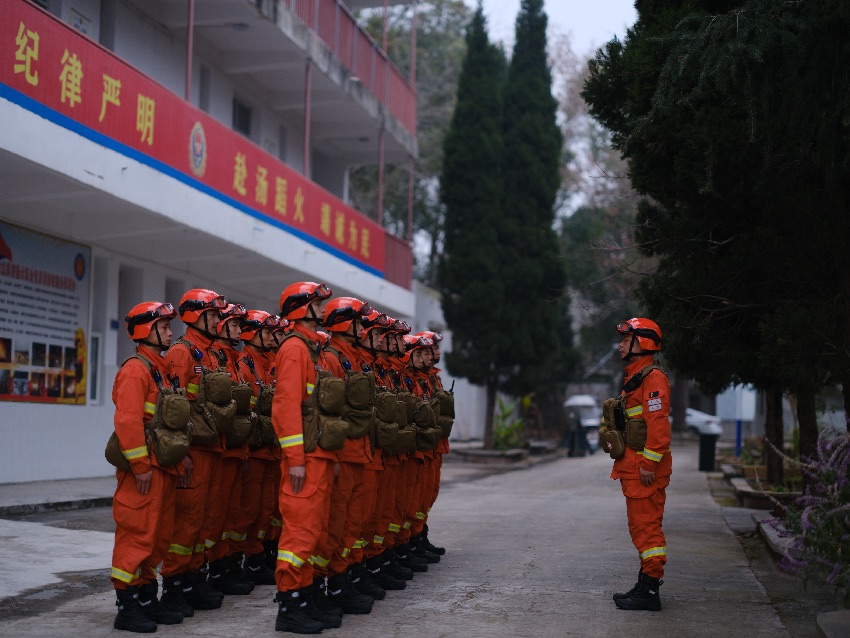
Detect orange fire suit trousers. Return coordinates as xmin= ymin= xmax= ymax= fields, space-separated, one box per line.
xmin=348 ymin=465 xmax=380 ymax=565
xmin=232 ymin=456 xmax=277 ymax=558
xmin=208 ymin=455 xmax=244 ymax=562
xmin=275 ymin=456 xmax=335 ymax=592
xmin=111 ymin=467 xmax=177 ymax=589
xmin=365 ymin=462 xmax=399 ymax=556
xmin=621 ymin=477 xmax=669 ymax=579
xmin=161 ymin=448 xmax=221 ymax=577
xmin=325 ymin=462 xmax=365 ymax=575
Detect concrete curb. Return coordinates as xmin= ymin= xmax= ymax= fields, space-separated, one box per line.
xmin=817 ymin=609 xmax=850 ymax=638
xmin=0 ymin=497 xmax=114 ymax=517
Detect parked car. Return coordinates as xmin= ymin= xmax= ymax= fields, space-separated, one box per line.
xmin=563 ymin=394 xmax=601 ymax=453
xmin=681 ymin=408 xmax=723 ymax=436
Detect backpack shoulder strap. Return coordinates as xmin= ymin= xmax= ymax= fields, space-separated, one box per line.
xmin=621 ymin=363 xmax=667 ymax=395
xmin=122 ymin=353 xmax=164 ymax=390
xmin=279 ymin=332 xmax=319 ymax=363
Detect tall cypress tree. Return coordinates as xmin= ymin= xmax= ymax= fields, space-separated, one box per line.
xmin=438 ymin=4 xmax=507 ymax=447
xmin=499 ymin=0 xmax=567 ymax=394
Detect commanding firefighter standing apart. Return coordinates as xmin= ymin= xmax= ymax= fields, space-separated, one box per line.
xmin=606 ymin=318 xmax=671 ymax=611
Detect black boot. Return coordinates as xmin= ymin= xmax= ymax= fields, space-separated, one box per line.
xmin=245 ymin=552 xmax=277 ymax=586
xmin=383 ymin=549 xmax=414 ymax=580
xmin=208 ymin=558 xmax=253 ymax=595
xmin=303 ymin=583 xmax=343 ymax=629
xmin=114 ymin=586 xmax=157 ymax=633
xmin=182 ymin=570 xmax=223 ymax=610
xmin=311 ymin=576 xmax=343 ymax=618
xmin=365 ymin=554 xmax=406 ymax=591
xmin=160 ymin=575 xmax=194 ymax=618
xmin=349 ymin=563 xmax=386 ymax=600
xmin=327 ymin=573 xmax=373 ymax=615
xmin=227 ymin=553 xmax=257 ymax=590
xmin=275 ymin=588 xmax=324 ymax=634
xmin=421 ymin=524 xmax=446 ymax=555
xmin=395 ymin=543 xmax=428 ymax=572
xmin=410 ymin=536 xmax=440 ymax=563
xmin=264 ymin=539 xmax=278 ymax=571
xmin=137 ymin=582 xmax=183 ymax=625
xmin=613 ymin=570 xmax=643 ymax=601
xmin=614 ymin=573 xmax=662 ymax=611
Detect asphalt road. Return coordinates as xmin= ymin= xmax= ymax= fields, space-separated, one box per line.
xmin=0 ymin=442 xmax=841 ymax=637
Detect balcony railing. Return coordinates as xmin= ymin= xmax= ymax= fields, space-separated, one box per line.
xmin=285 ymin=0 xmax=416 ymax=135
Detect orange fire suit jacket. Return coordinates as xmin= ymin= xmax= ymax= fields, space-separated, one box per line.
xmin=272 ymin=323 xmax=338 ymax=465
xmin=610 ymin=354 xmax=672 ymax=480
xmin=238 ymin=345 xmax=280 ymax=462
xmin=324 ymin=338 xmax=372 ymax=464
xmin=112 ymin=344 xmax=181 ymax=476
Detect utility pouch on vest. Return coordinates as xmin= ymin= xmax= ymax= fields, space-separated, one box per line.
xmin=257 ymin=386 xmax=275 ymax=417
xmin=396 ymin=399 xmax=410 ymax=427
xmin=204 ymin=371 xmax=233 ymax=405
xmin=225 ymin=413 xmax=253 ymax=449
xmin=413 ymin=401 xmax=433 ymax=428
xmin=248 ymin=414 xmax=276 ymax=451
xmin=342 ymin=405 xmax=373 ymax=439
xmin=105 ymin=431 xmax=132 ymax=472
xmin=152 ymin=392 xmax=191 ymax=431
xmin=398 ymin=391 xmax=418 ymax=424
xmin=318 ymin=414 xmax=348 ymax=451
xmin=374 ymin=391 xmax=398 ymax=424
xmin=625 ymin=418 xmax=648 ymax=451
xmin=600 ymin=427 xmax=626 ymax=460
xmin=345 ymin=370 xmax=375 ymax=411
xmin=434 ymin=389 xmax=455 ymax=439
xmin=415 ymin=424 xmax=439 ymax=452
xmin=317 ymin=376 xmax=346 ymax=415
xmin=188 ymin=402 xmax=219 ymax=445
xmin=602 ymin=397 xmax=621 ymax=430
xmin=394 ymin=425 xmax=417 ymax=454
xmin=301 ymin=404 xmax=319 ymax=453
xmin=231 ymin=382 xmax=253 ymax=415
xmin=205 ymin=399 xmax=237 ymax=435
xmin=146 ymin=427 xmax=190 ymax=467
xmin=376 ymin=419 xmax=399 ymax=451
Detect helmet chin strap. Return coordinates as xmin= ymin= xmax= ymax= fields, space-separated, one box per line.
xmin=140 ymin=323 xmax=165 ymax=351
xmin=622 ymin=335 xmax=642 ymax=360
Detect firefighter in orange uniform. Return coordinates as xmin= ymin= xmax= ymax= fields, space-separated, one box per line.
xmin=272 ymin=281 xmax=341 ymax=634
xmin=609 ymin=318 xmax=671 ymax=611
xmin=415 ymin=330 xmax=448 ymax=557
xmin=159 ymin=289 xmax=228 ymax=614
xmin=206 ymin=303 xmax=255 ymax=596
xmin=110 ymin=302 xmax=184 ymax=632
xmin=320 ymin=297 xmax=381 ymax=611
xmin=234 ymin=310 xmax=282 ymax=586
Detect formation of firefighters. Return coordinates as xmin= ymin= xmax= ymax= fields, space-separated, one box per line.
xmin=108 ymin=283 xmax=453 ymax=634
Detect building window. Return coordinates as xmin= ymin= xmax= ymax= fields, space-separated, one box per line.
xmin=233 ymin=98 xmax=252 ymax=138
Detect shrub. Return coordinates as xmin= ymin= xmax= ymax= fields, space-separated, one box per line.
xmin=492 ymin=397 xmax=525 ymax=450
xmin=778 ymin=430 xmax=850 ymax=604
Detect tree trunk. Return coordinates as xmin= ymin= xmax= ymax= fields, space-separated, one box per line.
xmin=670 ymin=374 xmax=688 ymax=432
xmin=483 ymin=376 xmax=497 ymax=449
xmin=764 ymin=386 xmax=784 ymax=487
xmin=795 ymin=387 xmax=818 ymax=463
xmin=842 ymin=375 xmax=850 ymax=434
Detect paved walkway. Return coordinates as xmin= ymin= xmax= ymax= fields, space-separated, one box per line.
xmin=0 ymin=441 xmax=846 ymax=637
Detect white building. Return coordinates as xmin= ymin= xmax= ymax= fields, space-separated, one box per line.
xmin=0 ymin=0 xmax=486 ymax=484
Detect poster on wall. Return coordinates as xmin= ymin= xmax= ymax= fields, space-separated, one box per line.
xmin=0 ymin=221 xmax=91 ymax=404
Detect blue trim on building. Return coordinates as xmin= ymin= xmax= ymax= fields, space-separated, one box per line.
xmin=0 ymin=82 xmax=384 ymax=279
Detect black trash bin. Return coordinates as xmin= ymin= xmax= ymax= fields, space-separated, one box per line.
xmin=698 ymin=434 xmax=719 ymax=471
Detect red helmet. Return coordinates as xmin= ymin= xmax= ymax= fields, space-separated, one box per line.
xmin=316 ymin=330 xmax=332 ymax=348
xmin=385 ymin=317 xmax=412 ymax=334
xmin=616 ymin=318 xmax=662 ymax=352
xmin=416 ymin=330 xmax=443 ymax=343
xmin=323 ymin=297 xmax=371 ymax=333
xmin=401 ymin=334 xmax=433 ymax=364
xmin=279 ymin=282 xmax=332 ymax=320
xmin=125 ymin=302 xmax=176 ymax=340
xmin=178 ymin=288 xmax=226 ymax=323
xmin=216 ymin=303 xmax=247 ymax=334
xmin=360 ymin=308 xmax=390 ymax=334
xmin=240 ymin=310 xmax=280 ymax=341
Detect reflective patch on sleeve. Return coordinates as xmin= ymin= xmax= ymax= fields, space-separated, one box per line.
xmin=279 ymin=434 xmax=303 ymax=448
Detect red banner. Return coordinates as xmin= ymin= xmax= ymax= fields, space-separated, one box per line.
xmin=0 ymin=1 xmax=385 ymax=275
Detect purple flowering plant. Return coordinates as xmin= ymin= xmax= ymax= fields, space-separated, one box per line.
xmin=775 ymin=431 xmax=850 ymax=604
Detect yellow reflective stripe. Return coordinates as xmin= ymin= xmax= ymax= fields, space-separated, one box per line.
xmin=352 ymin=539 xmax=367 ymax=549
xmin=250 ymin=396 xmax=257 ymax=406
xmin=270 ymin=517 xmax=282 ymax=527
xmin=222 ymin=530 xmax=247 ymax=542
xmin=257 ymin=530 xmax=267 ymax=539
xmin=278 ymin=550 xmax=306 ymax=568
xmin=341 ymin=547 xmax=351 ymax=558
xmin=279 ymin=434 xmax=303 ymax=448
xmin=110 ymin=566 xmax=140 ymax=583
xmin=194 ymin=543 xmax=206 ymax=554
xmin=643 ymin=447 xmax=664 ymax=463
xmin=415 ymin=511 xmax=426 ymax=521
xmin=372 ymin=535 xmax=384 ymax=546
xmin=387 ymin=523 xmax=401 ymax=533
xmin=143 ymin=401 xmax=156 ymax=415
xmin=204 ymin=538 xmax=216 ymax=549
xmin=306 ymin=382 xmax=315 ymax=395
xmin=168 ymin=543 xmax=192 ymax=556
xmin=402 ymin=521 xmax=411 ymax=530
xmin=640 ymin=546 xmax=667 ymax=560
xmin=308 ymin=554 xmax=329 ymax=568
xmin=626 ymin=405 xmax=643 ymax=417
xmin=187 ymin=382 xmax=200 ymax=394
xmin=122 ymin=445 xmax=148 ymax=460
